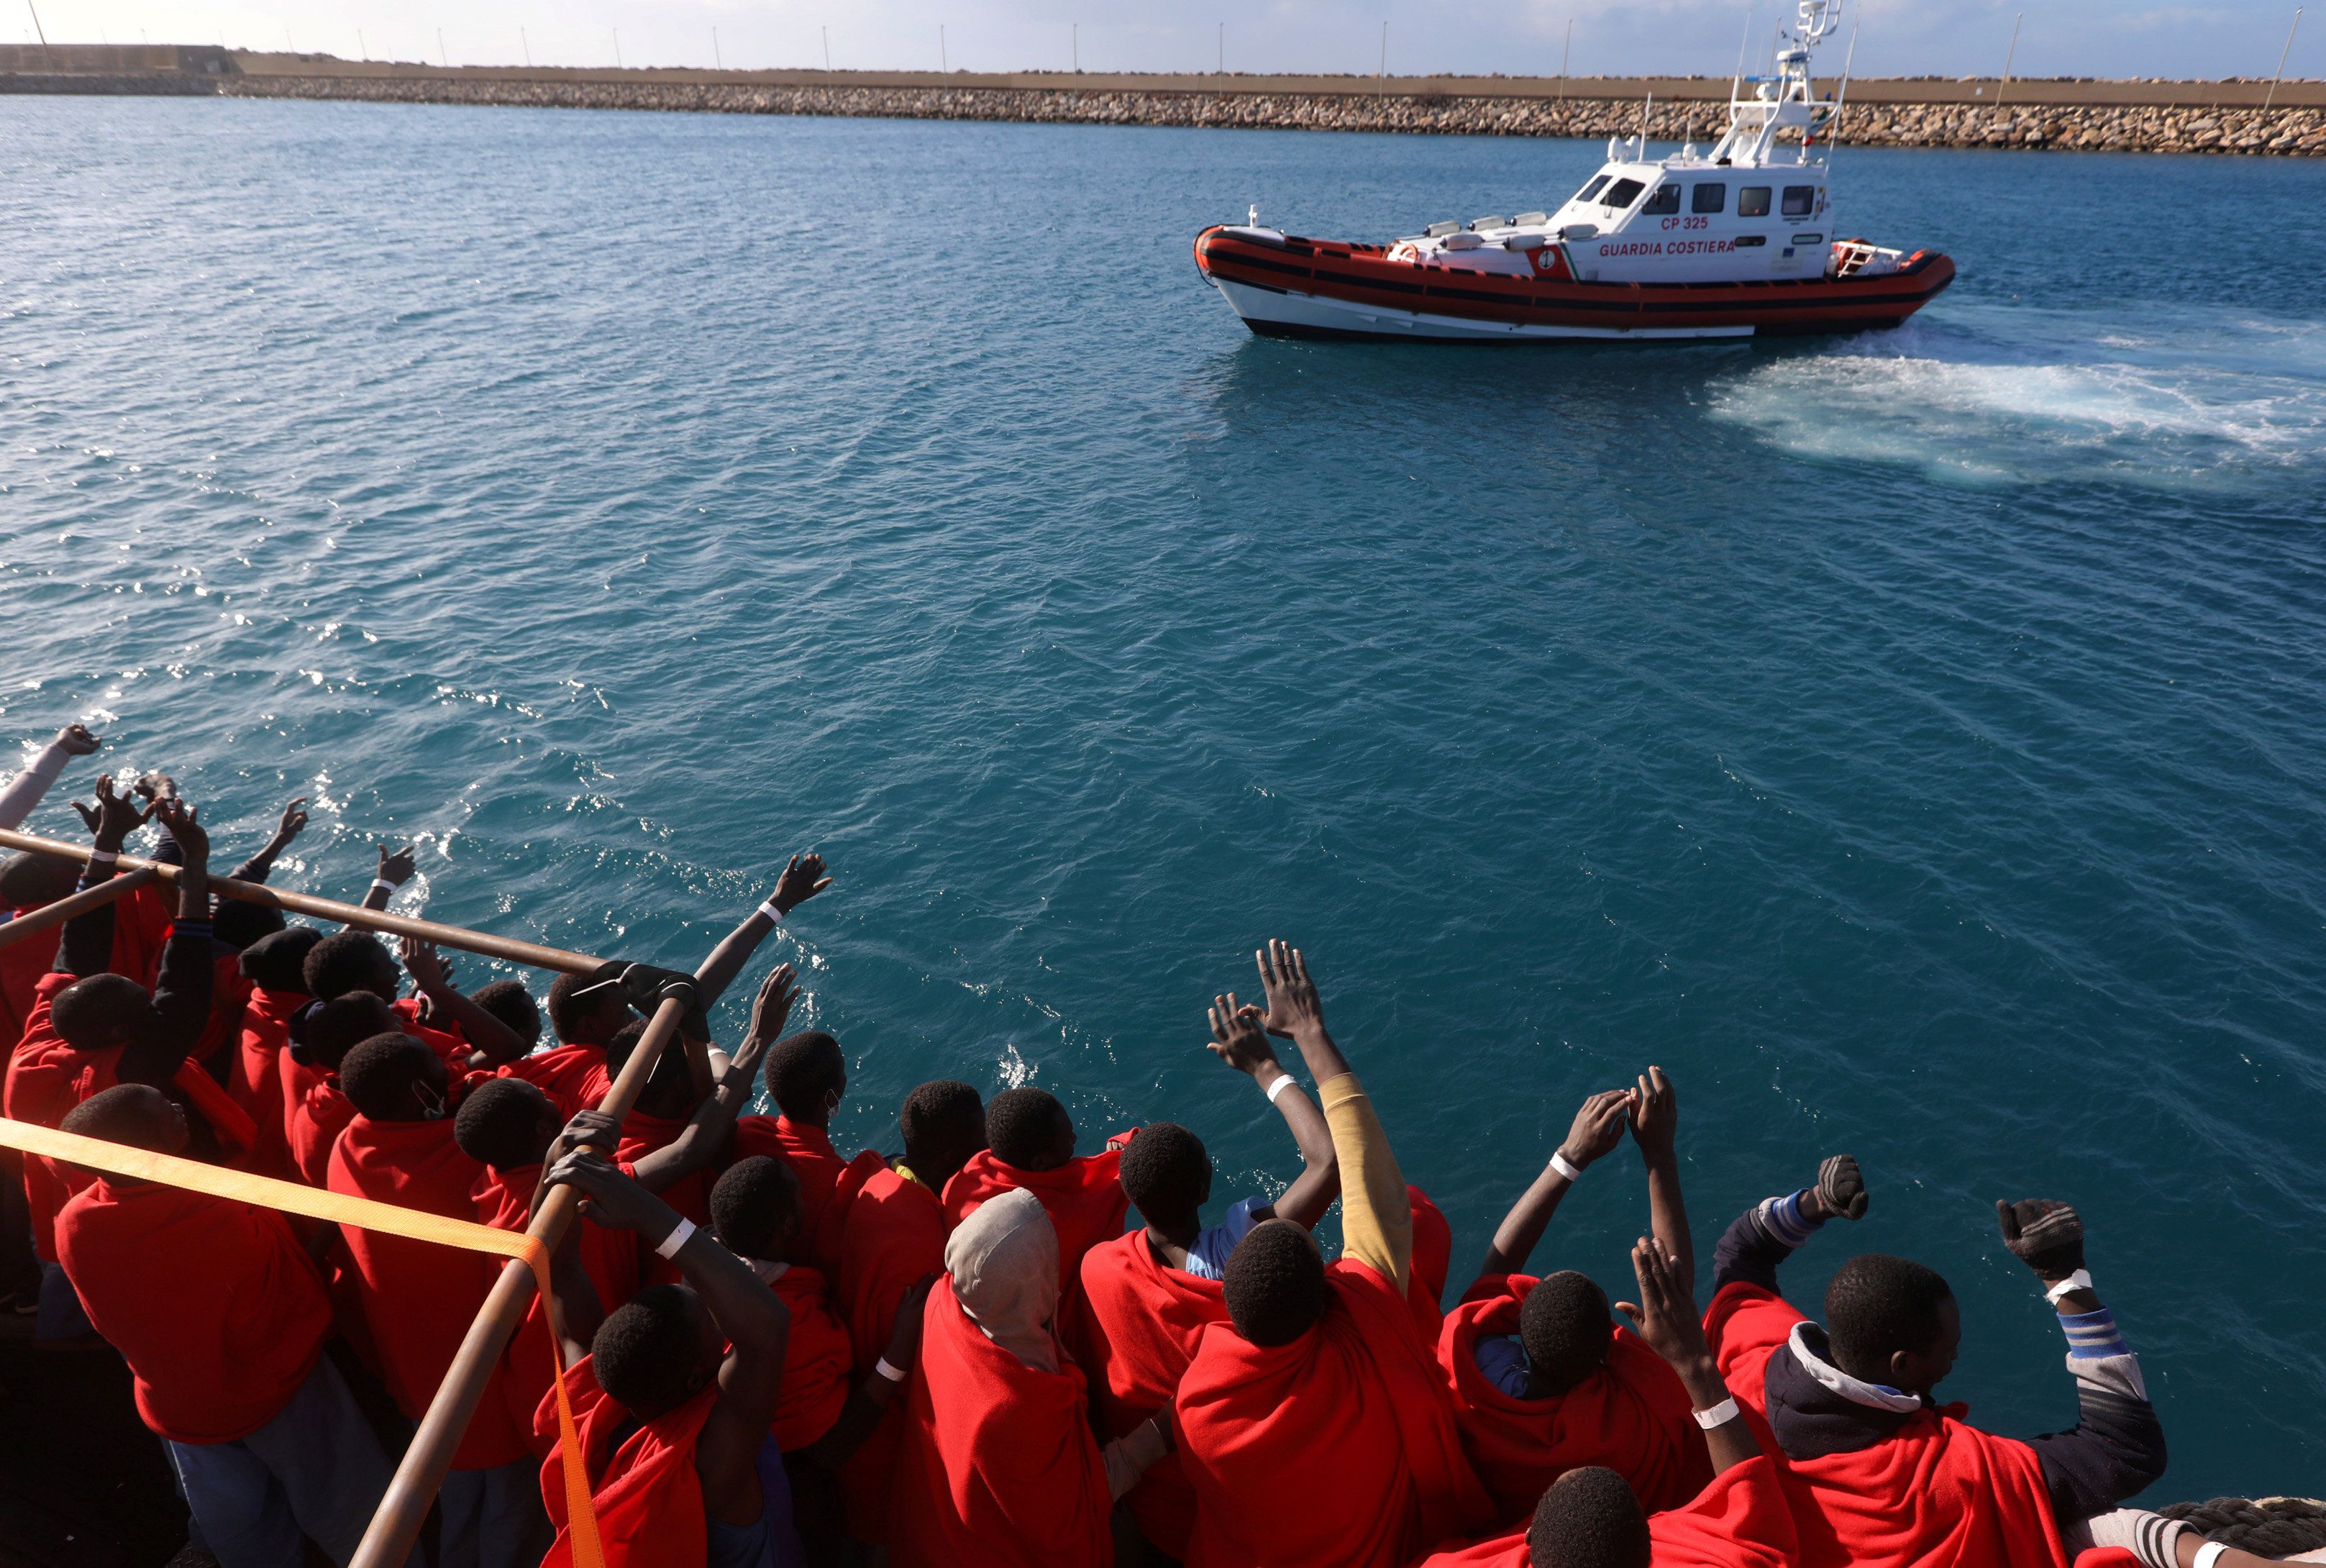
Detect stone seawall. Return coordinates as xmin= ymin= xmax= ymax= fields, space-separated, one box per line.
xmin=213 ymin=76 xmax=2326 ymax=155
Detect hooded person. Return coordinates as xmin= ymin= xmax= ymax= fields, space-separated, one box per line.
xmin=53 ymin=1084 xmax=400 ymax=1566
xmin=939 ymin=1085 xmax=1135 ymax=1316
xmin=326 ymin=1031 xmax=547 ymax=1567
xmin=1068 ymin=1003 xmax=1341 ymax=1560
xmin=1441 ymin=1072 xmax=1712 ymax=1528
xmin=890 ymin=1188 xmax=1170 ymax=1568
xmin=1701 ymin=1157 xmax=2182 ymax=1568
xmin=1173 ymin=949 xmax=1494 ymax=1568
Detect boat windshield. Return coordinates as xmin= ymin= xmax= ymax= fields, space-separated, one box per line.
xmin=1600 ymin=178 xmax=1646 ymax=210
xmin=1573 ymin=174 xmax=1612 ymax=204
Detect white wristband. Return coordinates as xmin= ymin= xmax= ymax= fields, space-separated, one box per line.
xmin=2044 ymin=1269 xmax=2094 ymax=1305
xmin=2192 ymin=1543 xmax=2228 ymax=1568
xmin=1549 ymin=1151 xmax=1584 ymax=1182
xmin=88 ymin=849 xmax=119 ymax=866
xmin=655 ymin=1218 xmax=697 ymax=1261
xmin=1262 ymin=1072 xmax=1296 ymax=1104
xmin=1692 ymin=1397 xmax=1741 ymax=1430
xmin=370 ymin=878 xmax=396 ymax=894
xmin=874 ymin=1356 xmax=907 ymax=1383
xmin=757 ymin=900 xmax=784 ymax=923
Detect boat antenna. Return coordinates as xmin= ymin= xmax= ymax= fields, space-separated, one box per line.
xmin=1828 ymin=12 xmax=1860 ymax=168
xmin=1732 ymin=7 xmax=1752 ymax=99
xmin=1641 ymin=91 xmax=1652 ymax=157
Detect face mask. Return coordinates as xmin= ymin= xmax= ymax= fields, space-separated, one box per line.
xmin=412 ymin=1081 xmax=447 ymax=1121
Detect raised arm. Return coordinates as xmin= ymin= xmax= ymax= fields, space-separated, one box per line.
xmin=119 ymin=797 xmax=214 ymax=1088
xmin=399 ymin=937 xmax=528 ymax=1067
xmin=803 ymin=1272 xmax=939 ymax=1467
xmin=629 ymin=965 xmax=797 ymax=1192
xmin=2000 ymin=1200 xmax=2169 ymax=1524
xmin=55 ymin=774 xmax=153 ymax=977
xmin=547 ymin=1150 xmax=790 ymax=1527
xmin=695 ymin=852 xmax=830 ymax=1014
xmin=0 ymin=723 xmax=101 ymax=831
xmin=1474 ymin=1089 xmax=1632 ymax=1283
xmin=1707 ymin=1154 xmax=1868 ymax=1296
xmin=1615 ymin=1236 xmax=1758 ymax=1475
xmin=1628 ymin=1066 xmax=1693 ymax=1296
xmin=1205 ymin=1002 xmax=1338 ymax=1229
xmin=229 ymin=796 xmax=309 ymax=884
xmin=362 ymin=844 xmax=414 ymax=912
xmin=1254 ymin=940 xmax=1411 ymax=1289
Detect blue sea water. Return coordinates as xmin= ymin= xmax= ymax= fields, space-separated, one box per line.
xmin=4 ymin=97 xmax=2325 ymax=1503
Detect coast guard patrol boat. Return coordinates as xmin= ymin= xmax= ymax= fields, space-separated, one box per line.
xmin=1193 ymin=0 xmax=1951 ymax=342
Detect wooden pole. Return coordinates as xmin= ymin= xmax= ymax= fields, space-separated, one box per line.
xmin=0 ymin=829 xmax=606 ymax=977
xmin=0 ymin=867 xmax=160 ymax=954
xmin=349 ymin=985 xmax=695 ymax=1568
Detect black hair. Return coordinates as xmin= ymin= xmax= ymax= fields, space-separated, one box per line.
xmin=303 ymin=930 xmax=401 ymax=1003
xmin=604 ymin=1019 xmax=695 ymax=1117
xmin=0 ymin=852 xmax=78 ymax=909
xmin=1520 ymin=1271 xmax=1614 ymax=1395
xmin=290 ymin=993 xmax=399 ymax=1070
xmin=593 ymin=1285 xmax=703 ymax=1417
xmin=211 ymin=896 xmax=286 ymax=953
xmin=764 ymin=1031 xmax=845 ymax=1121
xmin=336 ymin=1032 xmax=439 ymax=1121
xmin=472 ymin=980 xmax=542 ymax=1049
xmin=49 ymin=973 xmax=151 ymax=1051
xmin=240 ymin=924 xmax=322 ymax=993
xmin=1118 ymin=1122 xmax=1211 ymax=1225
xmin=900 ymin=1080 xmax=986 ymax=1166
xmin=985 ymin=1085 xmax=1073 ymax=1171
xmin=59 ymin=1082 xmax=178 ymax=1151
xmin=1529 ymin=1467 xmax=1651 ymax=1568
xmin=1825 ymin=1253 xmax=1954 ymax=1383
xmin=1223 ymin=1218 xmax=1328 ymax=1347
xmin=709 ymin=1156 xmax=800 ymax=1262
xmin=452 ymin=1077 xmax=552 ymax=1171
xmin=547 ymin=970 xmax=625 ymax=1046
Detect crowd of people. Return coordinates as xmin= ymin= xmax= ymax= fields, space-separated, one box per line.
xmin=0 ymin=724 xmax=2283 ymax=1568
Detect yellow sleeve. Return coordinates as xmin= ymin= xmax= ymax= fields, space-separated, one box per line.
xmin=1319 ymin=1073 xmax=1410 ymax=1293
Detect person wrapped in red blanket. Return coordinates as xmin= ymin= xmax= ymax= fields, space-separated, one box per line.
xmin=1702 ymin=1154 xmax=2202 ymax=1568
xmin=1413 ymin=1229 xmax=1792 ymax=1568
xmin=941 ymin=1085 xmax=1134 ymax=1315
xmin=829 ymin=1077 xmax=988 ymax=1547
xmin=1069 ymin=986 xmax=1341 ymax=1559
xmin=891 ymin=1187 xmax=1173 ymax=1568
xmin=1175 ymin=944 xmax=1494 ymax=1568
xmin=727 ymin=1028 xmax=862 ymax=1271
xmin=536 ymin=1149 xmax=818 ymax=1568
xmin=1441 ymin=1070 xmax=1711 ymax=1528
xmin=326 ymin=1031 xmax=547 ymax=1565
xmin=55 ymin=1084 xmax=400 ymax=1565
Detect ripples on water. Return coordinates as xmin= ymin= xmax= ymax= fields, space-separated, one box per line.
xmin=3 ymin=99 xmax=2322 ymax=1496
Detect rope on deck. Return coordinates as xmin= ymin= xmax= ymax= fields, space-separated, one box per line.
xmin=2161 ymin=1497 xmax=2326 ymax=1555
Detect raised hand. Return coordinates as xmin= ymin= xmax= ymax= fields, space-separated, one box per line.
xmin=376 ymin=843 xmax=416 ymax=886
xmin=1561 ymin=1088 xmax=1634 ymax=1172
xmin=53 ymin=724 xmax=101 ymax=757
xmin=149 ymin=796 xmax=208 ymax=868
xmin=1804 ymin=1154 xmax=1869 ymax=1222
xmin=1997 ymin=1198 xmax=2084 ymax=1282
xmin=770 ymin=853 xmax=832 ymax=916
xmin=272 ymin=796 xmax=311 ymax=844
xmin=553 ymin=1110 xmax=621 ymax=1161
xmin=1205 ymin=994 xmax=1280 ymax=1077
xmin=1629 ymin=1065 xmax=1678 ymax=1163
xmin=882 ymin=1271 xmax=941 ymax=1372
xmin=72 ymin=773 xmax=155 ymax=849
xmin=132 ymin=771 xmax=178 ymax=803
xmin=746 ymin=962 xmax=800 ymax=1047
xmin=1254 ymin=939 xmax=1323 ymax=1041
xmin=1614 ymin=1235 xmax=1711 ymax=1369
xmin=399 ymin=936 xmax=450 ymax=996
xmin=545 ymin=1148 xmax=679 ymax=1237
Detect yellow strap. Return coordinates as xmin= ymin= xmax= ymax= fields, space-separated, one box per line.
xmin=0 ymin=1116 xmax=603 ymax=1568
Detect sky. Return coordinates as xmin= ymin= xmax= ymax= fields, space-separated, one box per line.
xmin=17 ymin=0 xmax=2319 ymax=83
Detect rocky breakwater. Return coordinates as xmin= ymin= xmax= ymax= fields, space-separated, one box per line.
xmin=217 ymin=75 xmax=2326 ymax=155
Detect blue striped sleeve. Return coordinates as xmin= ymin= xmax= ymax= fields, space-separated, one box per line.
xmin=2059 ymin=1306 xmax=2130 ymax=1360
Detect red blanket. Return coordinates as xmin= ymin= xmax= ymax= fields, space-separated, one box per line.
xmin=474 ymin=1162 xmax=643 ymax=1454
xmin=1409 ymin=1185 xmax=1454 ymax=1338
xmin=193 ymin=948 xmax=252 ymax=1087
xmin=537 ymin=1356 xmax=718 ymax=1568
xmin=1439 ymin=1274 xmax=1712 ymax=1526
xmin=6 ymin=970 xmax=257 ymax=1258
xmin=832 ymin=1163 xmax=950 ymax=1544
xmin=232 ymin=985 xmax=306 ymax=1180
xmin=729 ymin=1113 xmax=855 ymax=1269
xmin=941 ymin=1136 xmax=1134 ymax=1312
xmin=889 ymin=1275 xmax=1113 ymax=1568
xmin=1178 ymin=1258 xmax=1493 ymax=1568
xmin=500 ymin=1042 xmax=610 ymax=1118
xmin=1410 ymin=1452 xmax=1800 ymax=1568
xmin=1069 ymin=1226 xmax=1228 ymax=1558
xmin=328 ymin=1110 xmax=529 ymax=1469
xmin=1704 ymin=1282 xmax=2069 ymax=1568
xmin=763 ymin=1262 xmax=855 ymax=1452
xmin=56 ymin=1177 xmax=332 ymax=1444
